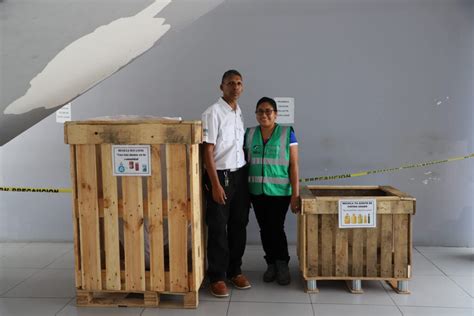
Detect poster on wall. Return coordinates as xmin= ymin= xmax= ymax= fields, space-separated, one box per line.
xmin=274 ymin=97 xmax=294 ymax=124
xmin=56 ymin=103 xmax=72 ymax=123
xmin=338 ymin=199 xmax=377 ymax=228
xmin=112 ymin=145 xmax=151 ymax=176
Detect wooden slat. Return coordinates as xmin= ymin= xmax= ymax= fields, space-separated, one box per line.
xmin=189 ymin=144 xmax=204 ymax=291
xmin=321 ymin=215 xmax=333 ymax=276
xmin=352 ymin=229 xmax=364 ymax=277
xmin=122 ymin=176 xmax=146 ymax=291
xmin=335 ymin=227 xmax=348 ymax=276
xmin=380 ymin=215 xmax=393 ymax=278
xmin=76 ymin=144 xmax=102 ymax=290
xmin=393 ymin=214 xmax=409 ymax=278
xmin=298 ymin=214 xmax=307 ymax=276
xmin=303 ymin=200 xmax=410 ymax=215
xmin=166 ymin=144 xmax=189 ymax=292
xmin=66 ymin=123 xmax=198 ymax=145
xmin=101 ymin=145 xmax=121 ymax=290
xmin=69 ymin=146 xmax=82 ymax=288
xmin=306 ymin=214 xmax=318 ymax=277
xmin=147 ymin=145 xmax=165 ymax=292
xmin=366 ymin=225 xmax=378 ymax=277
xmin=300 ymin=185 xmax=316 ymax=214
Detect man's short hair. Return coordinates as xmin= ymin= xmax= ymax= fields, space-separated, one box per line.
xmin=221 ymin=69 xmax=242 ymax=84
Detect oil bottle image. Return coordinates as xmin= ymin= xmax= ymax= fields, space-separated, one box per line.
xmin=358 ymin=214 xmax=363 ymax=224
xmin=363 ymin=215 xmax=368 ymax=224
xmin=344 ymin=213 xmax=351 ymax=224
xmin=351 ymin=214 xmax=357 ymax=224
xmin=368 ymin=213 xmax=371 ymax=224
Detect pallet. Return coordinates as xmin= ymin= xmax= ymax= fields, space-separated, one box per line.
xmin=298 ymin=185 xmax=415 ymax=295
xmin=66 ymin=119 xmax=205 ymax=309
xmin=77 ymin=290 xmax=199 ymax=308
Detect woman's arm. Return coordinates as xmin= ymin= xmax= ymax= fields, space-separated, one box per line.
xmin=289 ymin=145 xmax=300 ymax=213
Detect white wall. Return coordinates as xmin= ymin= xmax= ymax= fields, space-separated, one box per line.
xmin=1 ymin=0 xmax=473 ymax=246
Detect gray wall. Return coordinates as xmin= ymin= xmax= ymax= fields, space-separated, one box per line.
xmin=1 ymin=0 xmax=473 ymax=246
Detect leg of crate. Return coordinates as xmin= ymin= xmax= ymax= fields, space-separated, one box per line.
xmin=387 ymin=280 xmax=410 ymax=294
xmin=183 ymin=291 xmax=198 ymax=309
xmin=345 ymin=280 xmax=364 ymax=294
xmin=76 ymin=290 xmax=93 ymax=306
xmin=144 ymin=292 xmax=160 ymax=307
xmin=306 ymin=280 xmax=319 ymax=293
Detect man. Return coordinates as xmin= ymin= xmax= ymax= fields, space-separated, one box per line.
xmin=202 ymin=69 xmax=251 ymax=297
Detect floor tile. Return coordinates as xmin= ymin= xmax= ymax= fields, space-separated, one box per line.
xmin=0 ymin=243 xmax=30 ymax=249
xmin=399 ymin=306 xmax=474 ymax=316
xmin=230 ymin=270 xmax=310 ymax=303
xmin=418 ymin=251 xmax=474 ymax=276
xmin=0 ymin=298 xmax=69 ymax=316
xmin=416 ymin=247 xmax=474 ymax=254
xmin=309 ymin=280 xmax=394 ymax=305
xmin=0 ymin=268 xmax=39 ymax=295
xmin=3 ymin=268 xmax=75 ymax=298
xmin=47 ymin=250 xmax=75 ymax=269
xmin=228 ymin=301 xmax=313 ymax=316
xmin=450 ymin=276 xmax=474 ymax=297
xmin=383 ymin=275 xmax=473 ymax=308
xmin=142 ymin=301 xmax=228 ymax=316
xmin=313 ymin=304 xmax=402 ymax=316
xmin=412 ymin=250 xmax=444 ymax=275
xmin=58 ymin=302 xmax=143 ymax=316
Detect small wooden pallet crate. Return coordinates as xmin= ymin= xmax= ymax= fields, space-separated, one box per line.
xmin=65 ymin=119 xmax=205 ymax=308
xmin=298 ymin=185 xmax=416 ymax=294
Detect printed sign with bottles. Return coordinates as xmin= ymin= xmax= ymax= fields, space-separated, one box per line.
xmin=338 ymin=199 xmax=376 ymax=228
xmin=112 ymin=145 xmax=151 ymax=176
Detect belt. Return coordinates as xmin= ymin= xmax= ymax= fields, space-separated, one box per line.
xmin=218 ymin=167 xmax=240 ymax=173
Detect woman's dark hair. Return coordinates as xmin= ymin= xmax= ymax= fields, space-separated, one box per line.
xmin=256 ymin=97 xmax=277 ymax=112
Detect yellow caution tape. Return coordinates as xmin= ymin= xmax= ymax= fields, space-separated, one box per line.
xmin=0 ymin=187 xmax=72 ymax=193
xmin=300 ymin=153 xmax=474 ymax=183
xmin=1 ymin=153 xmax=472 ymax=192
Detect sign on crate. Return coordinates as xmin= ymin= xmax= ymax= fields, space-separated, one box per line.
xmin=112 ymin=145 xmax=151 ymax=176
xmin=338 ymin=199 xmax=377 ymax=228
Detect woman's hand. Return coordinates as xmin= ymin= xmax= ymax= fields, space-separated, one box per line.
xmin=290 ymin=194 xmax=300 ymax=213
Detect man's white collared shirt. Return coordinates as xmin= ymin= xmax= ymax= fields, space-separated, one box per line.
xmin=202 ymin=97 xmax=246 ymax=170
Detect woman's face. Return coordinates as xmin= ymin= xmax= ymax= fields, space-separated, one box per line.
xmin=256 ymin=102 xmax=277 ymax=128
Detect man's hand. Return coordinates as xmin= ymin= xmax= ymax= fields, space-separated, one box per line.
xmin=212 ymin=183 xmax=227 ymax=205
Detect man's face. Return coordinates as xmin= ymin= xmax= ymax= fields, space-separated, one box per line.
xmin=220 ymin=74 xmax=243 ymax=103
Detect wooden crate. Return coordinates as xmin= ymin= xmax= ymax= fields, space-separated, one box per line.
xmin=298 ymin=185 xmax=416 ymax=294
xmin=65 ymin=119 xmax=205 ymax=308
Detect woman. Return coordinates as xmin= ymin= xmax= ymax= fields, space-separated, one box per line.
xmin=244 ymin=97 xmax=300 ymax=285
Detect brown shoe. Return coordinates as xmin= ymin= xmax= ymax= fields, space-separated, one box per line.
xmin=230 ymin=274 xmax=251 ymax=289
xmin=210 ymin=281 xmax=229 ymax=298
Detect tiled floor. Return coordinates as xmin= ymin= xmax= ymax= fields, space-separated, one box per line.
xmin=0 ymin=242 xmax=472 ymax=316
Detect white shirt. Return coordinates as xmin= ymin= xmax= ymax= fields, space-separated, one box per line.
xmin=202 ymin=97 xmax=246 ymax=170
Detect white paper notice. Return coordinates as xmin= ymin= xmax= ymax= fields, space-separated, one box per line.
xmin=274 ymin=97 xmax=294 ymax=124
xmin=112 ymin=145 xmax=151 ymax=176
xmin=338 ymin=199 xmax=377 ymax=228
xmin=56 ymin=103 xmax=72 ymax=123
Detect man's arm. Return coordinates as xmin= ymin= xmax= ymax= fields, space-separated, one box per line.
xmin=203 ymin=142 xmax=227 ymax=205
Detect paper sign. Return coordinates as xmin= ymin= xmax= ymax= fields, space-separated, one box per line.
xmin=339 ymin=199 xmax=377 ymax=228
xmin=56 ymin=103 xmax=71 ymax=123
xmin=112 ymin=145 xmax=151 ymax=176
xmin=274 ymin=97 xmax=294 ymax=124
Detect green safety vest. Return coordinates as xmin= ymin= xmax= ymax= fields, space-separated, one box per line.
xmin=245 ymin=124 xmax=292 ymax=196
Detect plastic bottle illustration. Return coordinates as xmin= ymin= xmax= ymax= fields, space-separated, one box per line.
xmin=351 ymin=214 xmax=357 ymax=224
xmin=344 ymin=214 xmax=350 ymax=224
xmin=368 ymin=213 xmax=371 ymax=224
xmin=363 ymin=215 xmax=368 ymax=224
xmin=358 ymin=214 xmax=363 ymax=224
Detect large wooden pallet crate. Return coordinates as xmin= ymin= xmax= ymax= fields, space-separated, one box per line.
xmin=64 ymin=119 xmax=205 ymax=308
xmin=298 ymin=185 xmax=416 ymax=294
